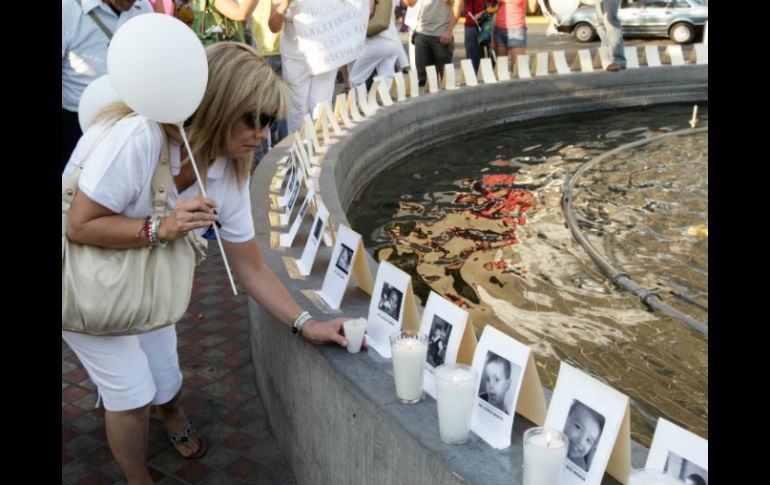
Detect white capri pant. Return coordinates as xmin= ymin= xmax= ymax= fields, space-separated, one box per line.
xmin=282 ymin=56 xmax=338 ymax=133
xmin=62 ymin=324 xmax=182 ymax=412
xmin=349 ymin=35 xmax=401 ymax=90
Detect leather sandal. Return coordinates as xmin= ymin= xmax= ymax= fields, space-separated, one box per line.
xmin=167 ymin=419 xmax=208 ymax=459
xmin=606 ymin=63 xmax=624 ymax=72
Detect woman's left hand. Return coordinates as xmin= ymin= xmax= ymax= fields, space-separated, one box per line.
xmin=301 ymin=318 xmax=367 ymax=349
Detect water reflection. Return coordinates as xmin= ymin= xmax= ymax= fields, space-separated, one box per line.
xmin=348 ymin=104 xmax=708 ymax=446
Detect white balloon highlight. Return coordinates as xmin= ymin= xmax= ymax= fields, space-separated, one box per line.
xmin=78 ymin=75 xmax=122 ymax=131
xmin=107 ymin=13 xmax=208 ymax=124
xmin=550 ymin=0 xmax=581 ymax=17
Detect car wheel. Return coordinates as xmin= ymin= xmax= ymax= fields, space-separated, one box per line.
xmin=669 ymin=22 xmax=695 ymax=44
xmin=574 ymin=23 xmax=596 ymax=43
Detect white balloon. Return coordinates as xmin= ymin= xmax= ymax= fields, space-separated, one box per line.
xmin=78 ymin=75 xmax=122 ymax=131
xmin=107 ymin=13 xmax=208 ymax=124
xmin=550 ymin=0 xmax=581 ymax=16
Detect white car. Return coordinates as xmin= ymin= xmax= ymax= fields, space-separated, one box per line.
xmin=555 ymin=0 xmax=708 ymax=44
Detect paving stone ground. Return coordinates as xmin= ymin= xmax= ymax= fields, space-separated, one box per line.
xmin=62 ymin=244 xmax=295 ymax=485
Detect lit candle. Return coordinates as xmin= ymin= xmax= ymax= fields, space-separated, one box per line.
xmin=522 ymin=427 xmax=568 ymax=485
xmin=627 ymin=469 xmax=685 ymax=485
xmin=434 ymin=363 xmax=477 ymax=444
xmin=390 ymin=331 xmax=428 ymax=403
xmin=343 ymin=318 xmax=367 ymax=354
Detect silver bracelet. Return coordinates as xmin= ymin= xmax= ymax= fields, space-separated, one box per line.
xmin=291 ymin=311 xmax=312 ymax=335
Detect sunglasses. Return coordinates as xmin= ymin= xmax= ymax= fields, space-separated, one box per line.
xmin=244 ymin=111 xmax=278 ymax=130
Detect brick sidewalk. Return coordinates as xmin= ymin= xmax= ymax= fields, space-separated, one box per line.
xmin=62 ymin=244 xmax=295 ymax=485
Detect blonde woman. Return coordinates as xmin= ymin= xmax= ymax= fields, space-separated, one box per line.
xmin=62 ymin=43 xmax=353 ymax=484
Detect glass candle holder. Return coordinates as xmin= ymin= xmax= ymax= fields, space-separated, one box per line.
xmin=343 ymin=318 xmax=367 ymax=354
xmin=389 ymin=330 xmax=428 ymax=403
xmin=522 ymin=427 xmax=569 ymax=485
xmin=434 ymin=363 xmax=477 ymax=444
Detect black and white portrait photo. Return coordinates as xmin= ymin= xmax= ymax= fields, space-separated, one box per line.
xmin=563 ymin=399 xmax=606 ymax=473
xmin=312 ymin=217 xmax=323 ymax=241
xmin=664 ymin=451 xmax=708 ymax=485
xmin=478 ymin=351 xmax=520 ymax=415
xmin=377 ymin=283 xmax=402 ymax=321
xmin=426 ymin=315 xmax=452 ymax=368
xmin=335 ymin=244 xmax=354 ymax=275
xmin=287 ymin=179 xmax=300 ymax=212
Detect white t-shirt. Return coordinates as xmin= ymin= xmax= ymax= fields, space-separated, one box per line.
xmin=62 ymin=115 xmax=255 ymax=244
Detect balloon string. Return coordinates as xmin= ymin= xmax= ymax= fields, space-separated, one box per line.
xmin=177 ymin=124 xmax=239 ymax=296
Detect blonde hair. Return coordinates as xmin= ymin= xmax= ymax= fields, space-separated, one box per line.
xmin=93 ymin=42 xmax=288 ymax=188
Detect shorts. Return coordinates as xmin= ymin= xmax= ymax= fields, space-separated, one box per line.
xmin=62 ymin=325 xmax=183 ymax=412
xmin=495 ymin=26 xmax=527 ymax=48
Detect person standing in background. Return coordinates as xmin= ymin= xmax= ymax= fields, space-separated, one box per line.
xmin=594 ymin=0 xmax=625 ymax=71
xmin=406 ymin=0 xmax=463 ymax=87
xmin=251 ymin=0 xmax=289 ymax=168
xmin=269 ymin=0 xmax=340 ymax=133
xmin=192 ymin=0 xmax=258 ymax=46
xmin=463 ymin=0 xmax=487 ymax=73
xmin=62 ymin=0 xmax=153 ymax=172
xmin=349 ymin=0 xmax=402 ymax=91
xmin=494 ymin=0 xmax=526 ymax=71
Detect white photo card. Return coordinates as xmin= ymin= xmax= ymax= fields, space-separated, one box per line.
xmin=646 ymin=418 xmax=708 ymax=484
xmin=545 ymin=362 xmax=631 ymax=485
xmin=315 ymin=224 xmax=372 ymax=310
xmin=295 ymin=200 xmax=332 ymax=277
xmin=366 ymin=261 xmax=419 ymax=359
xmin=279 ymin=188 xmax=316 ymax=248
xmin=419 ymin=291 xmax=469 ymax=399
xmin=469 ymin=325 xmax=538 ymax=450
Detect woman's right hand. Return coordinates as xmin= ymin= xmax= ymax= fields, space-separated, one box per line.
xmin=158 ymin=196 xmax=219 ymax=242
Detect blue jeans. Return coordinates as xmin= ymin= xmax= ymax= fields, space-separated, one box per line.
xmin=595 ymin=0 xmax=625 ymax=67
xmin=464 ymin=25 xmax=485 ymax=74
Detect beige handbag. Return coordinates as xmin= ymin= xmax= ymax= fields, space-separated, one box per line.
xmin=367 ymin=0 xmax=393 ymax=37
xmin=62 ymin=124 xmax=208 ymax=336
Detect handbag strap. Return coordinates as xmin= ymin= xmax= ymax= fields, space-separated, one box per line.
xmin=75 ymin=0 xmax=114 ymax=40
xmin=62 ymin=120 xmax=173 ymax=221
xmin=150 ymin=130 xmax=173 ymax=217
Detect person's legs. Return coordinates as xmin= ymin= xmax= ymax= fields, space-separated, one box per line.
xmin=349 ymin=38 xmax=382 ymax=88
xmin=429 ymin=36 xmax=453 ymax=84
xmin=62 ymin=331 xmax=160 ymax=482
xmin=308 ymin=69 xmax=338 ymax=121
xmin=371 ymin=37 xmax=401 ymax=91
xmin=596 ymin=0 xmax=625 ymax=68
xmin=414 ymin=32 xmax=435 ymax=86
xmin=494 ymin=27 xmax=510 ymax=67
xmin=507 ymin=27 xmax=527 ymax=71
xmin=135 ymin=325 xmax=206 ymax=458
xmin=282 ymin=55 xmax=313 ymax=133
xmin=62 ymin=108 xmax=82 ymax=172
xmin=105 ymin=405 xmax=153 ymax=484
xmin=464 ymin=25 xmax=483 ymax=73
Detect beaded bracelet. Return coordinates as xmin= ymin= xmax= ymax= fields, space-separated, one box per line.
xmin=291 ymin=311 xmax=312 ymax=335
xmin=148 ymin=216 xmax=168 ymax=248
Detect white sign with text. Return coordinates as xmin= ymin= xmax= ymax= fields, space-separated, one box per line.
xmin=293 ymin=0 xmax=369 ymax=75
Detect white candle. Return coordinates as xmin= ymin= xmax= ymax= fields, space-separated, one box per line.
xmin=522 ymin=427 xmax=568 ymax=485
xmin=627 ymin=469 xmax=685 ymax=485
xmin=390 ymin=331 xmax=428 ymax=403
xmin=343 ymin=318 xmax=367 ymax=354
xmin=434 ymin=364 xmax=477 ymax=444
